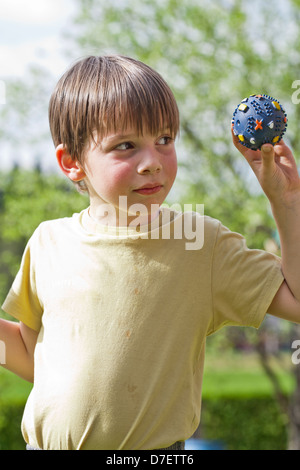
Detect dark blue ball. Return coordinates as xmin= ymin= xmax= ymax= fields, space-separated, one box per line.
xmin=232 ymin=94 xmax=287 ymax=150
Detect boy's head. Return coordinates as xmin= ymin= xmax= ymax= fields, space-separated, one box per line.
xmin=49 ymin=55 xmax=180 ymax=193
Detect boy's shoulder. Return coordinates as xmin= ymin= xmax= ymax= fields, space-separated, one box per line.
xmin=32 ymin=211 xmax=84 ymax=241
xmin=163 ymin=206 xmax=220 ymax=227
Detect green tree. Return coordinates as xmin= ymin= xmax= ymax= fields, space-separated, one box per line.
xmin=66 ymin=0 xmax=300 ymax=449
xmin=66 ymin=0 xmax=299 ymax=242
xmin=1 ymin=0 xmax=300 ymax=449
xmin=0 ymin=166 xmax=88 ymax=312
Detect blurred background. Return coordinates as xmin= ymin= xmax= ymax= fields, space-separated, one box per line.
xmin=1 ymin=0 xmax=300 ymax=450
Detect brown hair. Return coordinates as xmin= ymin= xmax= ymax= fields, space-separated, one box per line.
xmin=48 ymin=55 xmax=180 ymax=191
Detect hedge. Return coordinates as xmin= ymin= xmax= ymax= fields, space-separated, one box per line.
xmin=199 ymin=396 xmax=288 ymax=450
xmin=0 ymin=394 xmax=289 ymax=450
xmin=0 ymin=399 xmax=26 ymax=450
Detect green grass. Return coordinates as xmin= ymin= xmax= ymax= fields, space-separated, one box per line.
xmin=0 ymin=368 xmax=32 ymax=404
xmin=0 ymin=352 xmax=295 ymax=450
xmin=0 ymin=369 xmax=32 ymax=450
xmin=0 ymin=350 xmax=295 ymax=405
xmin=202 ymin=351 xmax=295 ymax=398
xmin=0 ymin=351 xmax=295 ymax=402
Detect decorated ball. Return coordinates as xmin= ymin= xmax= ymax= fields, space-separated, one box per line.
xmin=232 ymin=94 xmax=287 ymax=150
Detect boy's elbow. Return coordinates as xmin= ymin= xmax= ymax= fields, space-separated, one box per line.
xmin=268 ymin=281 xmax=300 ymax=324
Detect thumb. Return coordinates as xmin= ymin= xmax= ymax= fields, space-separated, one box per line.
xmin=260 ymin=144 xmax=275 ymax=169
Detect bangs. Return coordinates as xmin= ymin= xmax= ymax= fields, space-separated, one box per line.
xmin=90 ymin=62 xmax=180 ymax=141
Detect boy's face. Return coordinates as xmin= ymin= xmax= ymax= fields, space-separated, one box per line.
xmin=81 ymin=128 xmax=178 ymax=226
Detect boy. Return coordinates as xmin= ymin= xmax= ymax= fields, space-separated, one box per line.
xmin=1 ymin=55 xmax=300 ymax=450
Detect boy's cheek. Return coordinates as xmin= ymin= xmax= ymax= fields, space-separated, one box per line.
xmin=110 ymin=168 xmax=133 ymax=189
xmin=167 ymin=158 xmax=178 ymax=184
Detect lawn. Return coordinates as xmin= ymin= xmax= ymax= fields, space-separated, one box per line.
xmin=0 ymin=369 xmax=32 ymax=404
xmin=0 ymin=351 xmax=295 ymax=402
xmin=202 ymin=350 xmax=295 ymax=398
xmin=0 ymin=351 xmax=295 ymax=449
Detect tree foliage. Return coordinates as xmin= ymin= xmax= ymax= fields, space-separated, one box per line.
xmin=63 ymin=0 xmax=300 ymax=248
xmin=0 ymin=167 xmax=88 ymax=314
xmin=1 ymin=0 xmax=300 ymax=449
xmin=65 ymin=0 xmax=300 ymax=448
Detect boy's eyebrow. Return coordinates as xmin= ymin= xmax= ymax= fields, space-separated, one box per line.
xmin=101 ymin=128 xmax=173 ymax=144
xmin=97 ymin=133 xmax=137 ymax=149
xmin=105 ymin=133 xmax=137 ymax=142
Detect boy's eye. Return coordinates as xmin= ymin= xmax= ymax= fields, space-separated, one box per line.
xmin=115 ymin=142 xmax=133 ymax=150
xmin=157 ymin=136 xmax=172 ymax=145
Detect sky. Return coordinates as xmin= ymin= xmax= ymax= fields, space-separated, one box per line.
xmin=0 ymin=0 xmax=77 ymax=80
xmin=0 ymin=0 xmax=79 ymax=170
xmin=0 ymin=0 xmax=294 ymax=173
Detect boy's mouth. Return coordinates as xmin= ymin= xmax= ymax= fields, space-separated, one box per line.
xmin=133 ymin=184 xmax=163 ymax=195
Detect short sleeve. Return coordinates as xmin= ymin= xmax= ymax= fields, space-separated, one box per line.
xmin=210 ymin=222 xmax=284 ymax=333
xmin=1 ymin=232 xmax=43 ymax=331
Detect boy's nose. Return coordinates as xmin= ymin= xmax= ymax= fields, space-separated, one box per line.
xmin=137 ymin=148 xmax=162 ymax=174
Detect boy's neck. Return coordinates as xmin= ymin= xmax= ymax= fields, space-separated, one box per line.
xmin=88 ymin=198 xmax=161 ymax=228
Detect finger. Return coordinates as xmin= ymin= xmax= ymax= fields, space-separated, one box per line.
xmin=231 ymin=123 xmax=262 ymax=160
xmin=231 ymin=124 xmax=262 ymax=169
xmin=274 ymin=139 xmax=294 ymax=159
xmin=260 ymin=144 xmax=276 ymax=170
xmin=231 ymin=125 xmax=248 ymax=154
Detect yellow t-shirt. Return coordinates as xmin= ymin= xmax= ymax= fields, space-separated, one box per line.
xmin=1 ymin=208 xmax=284 ymax=450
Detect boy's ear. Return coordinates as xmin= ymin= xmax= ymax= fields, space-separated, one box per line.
xmin=56 ymin=144 xmax=86 ymax=182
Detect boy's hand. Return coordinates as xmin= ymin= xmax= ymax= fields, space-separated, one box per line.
xmin=232 ymin=125 xmax=300 ymax=320
xmin=231 ymin=127 xmax=300 ymax=207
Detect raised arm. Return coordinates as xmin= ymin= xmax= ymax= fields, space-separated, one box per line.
xmin=0 ymin=318 xmax=38 ymax=382
xmin=232 ymin=132 xmax=300 ymax=323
